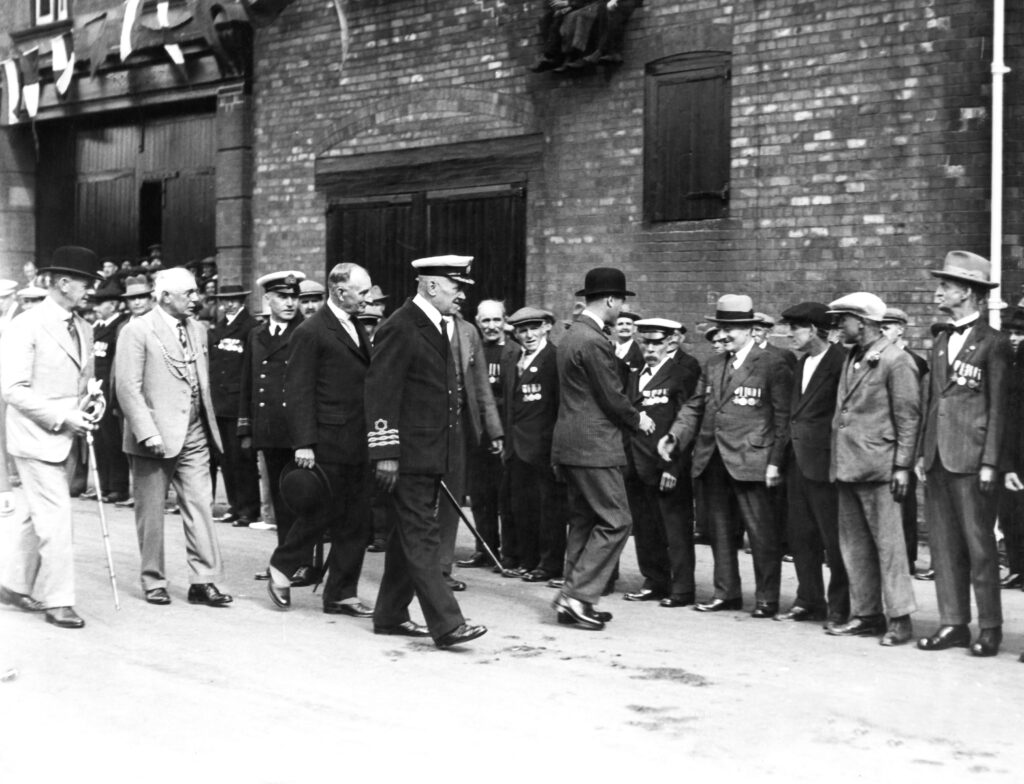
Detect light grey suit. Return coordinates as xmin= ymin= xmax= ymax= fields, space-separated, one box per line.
xmin=0 ymin=296 xmax=93 ymax=607
xmin=115 ymin=308 xmax=224 ymax=592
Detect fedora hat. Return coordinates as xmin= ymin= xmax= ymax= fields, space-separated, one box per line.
xmin=91 ymin=279 xmax=124 ymax=302
xmin=211 ymin=283 xmax=251 ymax=299
xmin=931 ymin=250 xmax=998 ymax=290
xmin=575 ymin=267 xmax=634 ymax=298
xmin=706 ymin=294 xmax=759 ymax=325
xmin=279 ymin=461 xmax=333 ymax=518
xmin=1002 ymin=307 xmax=1024 ymax=332
xmin=121 ymin=274 xmax=154 ymax=299
xmin=40 ymin=246 xmax=103 ymax=282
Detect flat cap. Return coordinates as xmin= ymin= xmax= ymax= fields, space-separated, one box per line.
xmin=827 ymin=292 xmax=887 ymax=322
xmin=881 ymin=307 xmax=909 ymax=325
xmin=298 ymin=279 xmax=325 ymax=297
xmin=508 ymin=306 xmax=554 ymax=327
xmin=753 ymin=312 xmax=776 ymax=328
xmin=411 ymin=255 xmax=474 ymax=285
xmin=17 ymin=285 xmax=46 ymax=301
xmin=780 ymin=302 xmax=831 ymax=329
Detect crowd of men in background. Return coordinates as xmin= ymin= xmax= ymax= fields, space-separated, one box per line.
xmin=2 ymin=245 xmax=1024 ymax=659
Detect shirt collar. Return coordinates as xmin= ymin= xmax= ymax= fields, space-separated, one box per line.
xmin=413 ymin=293 xmax=445 ymax=330
xmin=732 ymin=338 xmax=755 ymax=366
xmin=157 ymin=304 xmax=186 ymax=332
xmin=580 ymin=309 xmax=605 ymax=331
xmin=326 ymin=298 xmax=353 ymax=325
xmin=642 ymin=357 xmax=669 ymax=377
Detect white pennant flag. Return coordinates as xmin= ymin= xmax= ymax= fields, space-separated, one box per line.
xmin=120 ymin=0 xmax=144 ymax=62
xmin=51 ymin=33 xmax=76 ymax=95
xmin=157 ymin=2 xmax=185 ymax=66
xmin=1 ymin=59 xmax=20 ymax=124
xmin=19 ymin=49 xmax=39 ymax=119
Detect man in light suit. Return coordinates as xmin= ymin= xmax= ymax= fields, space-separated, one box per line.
xmin=659 ymin=295 xmax=792 ymax=618
xmin=115 ymin=267 xmax=231 ymax=608
xmin=825 ymin=292 xmax=919 ymax=646
xmin=552 ymin=267 xmax=654 ymax=630
xmin=776 ymin=302 xmax=848 ymax=624
xmin=0 ymin=247 xmax=102 ymax=629
xmin=916 ymin=252 xmax=1010 ymax=657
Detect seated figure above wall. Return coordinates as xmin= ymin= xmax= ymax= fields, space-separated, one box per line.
xmin=530 ymin=0 xmax=639 ymax=73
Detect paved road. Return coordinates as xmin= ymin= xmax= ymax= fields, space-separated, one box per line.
xmin=2 ymin=490 xmax=1023 ymax=783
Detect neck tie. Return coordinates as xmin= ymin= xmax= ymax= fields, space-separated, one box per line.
xmin=722 ymin=353 xmax=734 ymax=388
xmin=177 ymin=321 xmax=189 ymax=353
xmin=441 ymin=317 xmax=451 ymax=355
xmin=66 ymin=316 xmax=80 ymax=360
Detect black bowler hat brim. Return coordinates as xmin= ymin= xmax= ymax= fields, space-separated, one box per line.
xmin=279 ymin=461 xmax=333 ymax=517
xmin=40 ymin=265 xmax=104 ymax=282
xmin=575 ymin=286 xmax=636 ymax=297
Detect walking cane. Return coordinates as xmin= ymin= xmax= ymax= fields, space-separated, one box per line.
xmin=438 ymin=480 xmax=518 ymax=577
xmin=82 ymin=380 xmax=120 ymax=610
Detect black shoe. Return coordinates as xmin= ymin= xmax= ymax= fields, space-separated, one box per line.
xmin=456 ymin=553 xmax=490 ymax=569
xmin=323 ymin=600 xmax=373 ymax=617
xmin=552 ymin=593 xmax=605 ymax=630
xmin=366 ymin=540 xmax=386 ymax=553
xmin=751 ymin=602 xmax=779 ymax=619
xmin=917 ymin=624 xmax=971 ymax=651
xmin=775 ymin=606 xmax=826 ymax=622
xmin=529 ymin=57 xmax=561 ymax=73
xmin=445 ymin=576 xmax=467 ymax=592
xmin=693 ymin=533 xmax=711 ymax=546
xmin=825 ymin=614 xmax=886 ymax=636
xmin=144 ymin=587 xmax=171 ymax=606
xmin=971 ymin=627 xmax=1002 ymax=657
xmin=659 ymin=593 xmax=694 ymax=608
xmin=290 ymin=566 xmax=319 ymax=587
xmin=1001 ymin=572 xmax=1023 ymax=589
xmin=436 ymin=623 xmax=487 ymax=649
xmin=913 ymin=569 xmax=935 ymax=581
xmin=623 ymin=588 xmax=664 ymax=602
xmin=187 ymin=583 xmax=233 ymax=607
xmin=102 ymin=491 xmax=129 ymax=504
xmin=694 ymin=597 xmax=742 ymax=613
xmin=880 ymin=615 xmax=913 ymax=646
xmin=374 ymin=621 xmax=431 ymax=637
xmin=523 ymin=569 xmax=555 ymax=583
xmin=267 ymin=581 xmax=290 ymax=609
xmin=254 ymin=569 xmax=270 ymax=581
xmin=232 ymin=518 xmax=251 ymax=528
xmin=45 ymin=606 xmax=85 ymax=628
xmin=0 ymin=585 xmax=45 ymax=612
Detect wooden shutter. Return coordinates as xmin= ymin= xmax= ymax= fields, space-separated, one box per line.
xmin=75 ymin=176 xmax=138 ymax=260
xmin=163 ymin=174 xmax=216 ymax=266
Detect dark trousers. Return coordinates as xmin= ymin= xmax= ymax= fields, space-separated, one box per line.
xmin=926 ymin=463 xmax=1002 ymax=629
xmin=508 ymin=455 xmax=567 ymax=575
xmin=269 ymin=460 xmax=369 ymax=603
xmin=261 ymin=448 xmax=298 ymax=548
xmin=562 ymin=464 xmax=632 ymax=605
xmin=902 ymin=472 xmax=920 ymax=571
xmin=468 ymin=444 xmax=502 ymax=557
xmin=700 ymin=450 xmax=781 ymax=605
xmin=786 ymin=454 xmax=849 ymax=622
xmin=373 ymin=473 xmax=465 ymax=641
xmin=370 ymin=487 xmax=394 ymax=546
xmin=94 ymin=409 xmax=129 ymax=496
xmin=998 ymin=487 xmax=1024 ymax=575
xmin=625 ymin=472 xmax=695 ymax=596
xmin=213 ymin=416 xmax=260 ymax=519
xmin=437 ymin=419 xmax=467 ymax=576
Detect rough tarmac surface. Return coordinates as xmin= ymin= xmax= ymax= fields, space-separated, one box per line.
xmin=2 ymin=490 xmax=1023 ymax=784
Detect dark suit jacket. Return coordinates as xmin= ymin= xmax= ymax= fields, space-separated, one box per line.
xmin=1002 ymin=347 xmax=1024 ymax=472
xmin=788 ymin=343 xmax=846 ymax=482
xmin=208 ymin=308 xmax=259 ymax=418
xmin=285 ymin=305 xmax=370 ymax=465
xmin=616 ymin=339 xmax=645 ymax=374
xmin=670 ymin=348 xmax=702 ymax=399
xmin=919 ymin=321 xmax=1011 ymax=473
xmin=552 ymin=315 xmax=640 ymax=468
xmin=627 ymin=359 xmax=692 ymax=485
xmin=452 ymin=315 xmax=503 ymax=446
xmin=501 ymin=341 xmax=559 ymax=467
xmin=365 ymin=298 xmax=460 ymax=475
xmin=92 ymin=312 xmax=129 ymax=387
xmin=669 ymin=343 xmax=792 ymax=482
xmin=238 ymin=316 xmax=303 ymax=450
xmin=830 ymin=337 xmax=919 ymax=483
xmin=764 ymin=340 xmax=797 ymax=371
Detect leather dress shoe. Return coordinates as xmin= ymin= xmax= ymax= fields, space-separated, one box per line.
xmin=751 ymin=602 xmax=779 ymax=619
xmin=254 ymin=568 xmax=270 ymax=581
xmin=1001 ymin=572 xmax=1023 ymax=590
xmin=267 ymin=581 xmax=291 ymax=609
xmin=323 ymin=600 xmax=373 ymax=617
xmin=232 ymin=518 xmax=251 ymax=528
xmin=547 ymin=577 xmax=566 ymax=589
xmin=445 ymin=576 xmax=467 ymax=592
xmin=971 ymin=627 xmax=1002 ymax=657
xmin=917 ymin=624 xmax=971 ymax=651
xmin=659 ymin=594 xmax=694 ymax=608
xmin=214 ymin=511 xmax=239 ymax=523
xmin=366 ymin=540 xmax=386 ymax=553
xmin=187 ymin=583 xmax=233 ymax=607
xmin=290 ymin=566 xmax=319 ymax=587
xmin=880 ymin=615 xmax=913 ymax=646
xmin=913 ymin=568 xmax=936 ymax=581
xmin=552 ymin=593 xmax=605 ymax=630
xmin=502 ymin=567 xmax=527 ymax=579
xmin=45 ymin=606 xmax=85 ymax=628
xmin=0 ymin=585 xmax=45 ymax=612
xmin=623 ymin=588 xmax=664 ymax=602
xmin=374 ymin=621 xmax=431 ymax=637
xmin=523 ymin=569 xmax=555 ymax=583
xmin=144 ymin=587 xmax=171 ymax=605
xmin=825 ymin=614 xmax=886 ymax=636
xmin=102 ymin=492 xmax=128 ymax=504
xmin=436 ymin=623 xmax=487 ymax=649
xmin=775 ymin=605 xmax=826 ymax=622
xmin=694 ymin=597 xmax=742 ymax=613
xmin=457 ymin=553 xmax=490 ymax=569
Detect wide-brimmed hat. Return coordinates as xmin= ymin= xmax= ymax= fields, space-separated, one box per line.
xmin=368 ymin=284 xmax=389 ymax=302
xmin=211 ymin=283 xmax=251 ymax=299
xmin=121 ymin=275 xmax=154 ymax=299
xmin=931 ymin=250 xmax=998 ymax=290
xmin=91 ymin=279 xmax=124 ymax=302
xmin=827 ymin=292 xmax=887 ymax=322
xmin=780 ymin=302 xmax=832 ymax=329
xmin=39 ymin=246 xmax=103 ymax=282
xmin=575 ymin=267 xmax=634 ymax=298
xmin=706 ymin=294 xmax=759 ymax=325
xmin=279 ymin=461 xmax=333 ymax=517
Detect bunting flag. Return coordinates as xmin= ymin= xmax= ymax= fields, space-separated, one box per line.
xmin=19 ymin=48 xmax=40 ymax=119
xmin=1 ymin=59 xmax=20 ymax=124
xmin=51 ymin=32 xmax=76 ymax=95
xmin=84 ymin=12 xmax=112 ymax=78
xmin=120 ymin=0 xmax=144 ymax=62
xmin=157 ymin=2 xmax=186 ymax=65
xmin=332 ymin=0 xmax=350 ymax=65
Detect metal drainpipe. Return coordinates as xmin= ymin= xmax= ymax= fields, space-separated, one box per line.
xmin=990 ymin=0 xmax=1010 ymax=326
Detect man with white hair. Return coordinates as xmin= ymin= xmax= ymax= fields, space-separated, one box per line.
xmin=116 ymin=267 xmax=231 ymax=608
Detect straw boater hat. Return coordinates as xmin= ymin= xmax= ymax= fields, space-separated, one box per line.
xmin=931 ymin=250 xmax=998 ymax=290
xmin=706 ymin=294 xmax=759 ymax=325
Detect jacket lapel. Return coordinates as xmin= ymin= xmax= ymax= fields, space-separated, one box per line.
xmin=711 ymin=348 xmax=761 ymax=413
xmin=42 ymin=314 xmax=82 ymax=368
xmin=943 ymin=327 xmax=985 ymax=392
xmin=792 ymin=350 xmax=829 ymax=415
xmin=838 ymin=338 xmax=889 ymax=405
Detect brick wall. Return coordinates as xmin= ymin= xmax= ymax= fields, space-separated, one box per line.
xmin=253 ymin=0 xmax=1016 ymax=355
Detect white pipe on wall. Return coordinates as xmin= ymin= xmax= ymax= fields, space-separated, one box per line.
xmin=990 ymin=0 xmax=1009 ymax=326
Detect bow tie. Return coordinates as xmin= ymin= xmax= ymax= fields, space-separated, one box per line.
xmin=931 ymin=319 xmax=977 ymax=337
